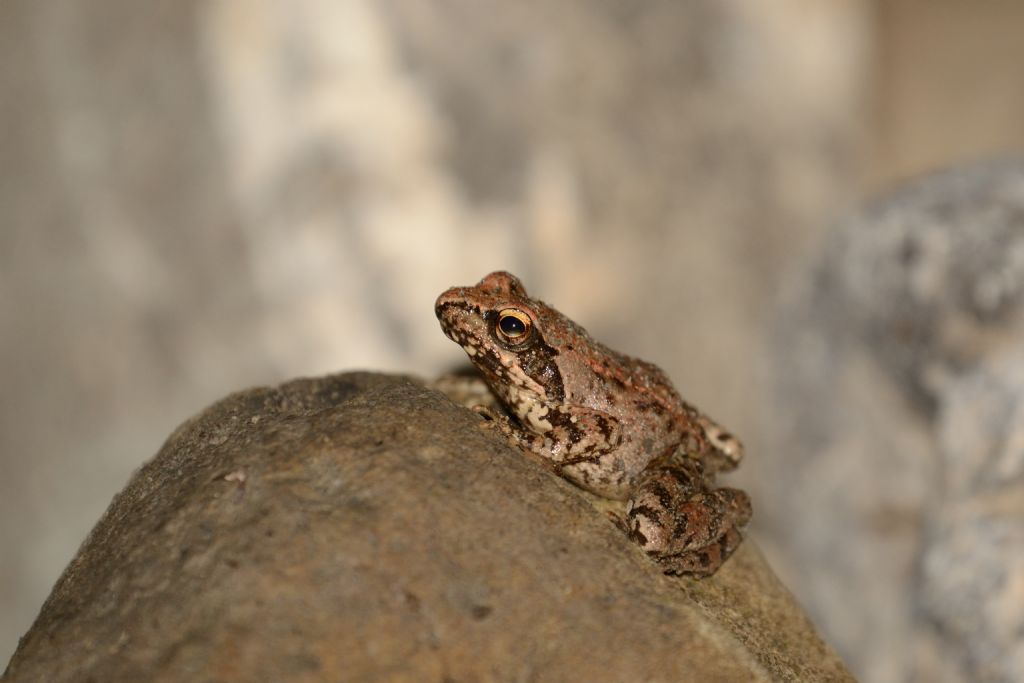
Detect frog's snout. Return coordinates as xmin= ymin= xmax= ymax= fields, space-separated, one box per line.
xmin=434 ymin=288 xmax=457 ymax=319
xmin=434 ymin=289 xmax=462 ymax=330
xmin=434 ymin=290 xmax=469 ymax=343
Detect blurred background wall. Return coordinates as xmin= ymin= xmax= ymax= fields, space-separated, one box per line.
xmin=2 ymin=1 xmax=1024 ymax=679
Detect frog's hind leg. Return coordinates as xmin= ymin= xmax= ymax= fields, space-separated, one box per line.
xmin=626 ymin=459 xmax=751 ymax=578
xmin=655 ymin=510 xmax=747 ymax=577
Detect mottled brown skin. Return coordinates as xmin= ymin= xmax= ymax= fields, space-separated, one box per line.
xmin=435 ymin=271 xmax=751 ymax=577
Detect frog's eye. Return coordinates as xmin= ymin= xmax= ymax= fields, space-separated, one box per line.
xmin=496 ymin=308 xmax=533 ymax=344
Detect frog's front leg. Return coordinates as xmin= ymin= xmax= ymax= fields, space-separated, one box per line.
xmin=472 ymin=404 xmax=551 ymax=455
xmin=626 ymin=458 xmax=751 ymax=578
xmin=486 ymin=404 xmax=631 ymax=497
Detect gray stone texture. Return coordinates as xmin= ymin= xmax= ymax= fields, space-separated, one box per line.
xmin=770 ymin=162 xmax=1024 ymax=683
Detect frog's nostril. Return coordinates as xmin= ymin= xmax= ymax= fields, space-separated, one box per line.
xmin=435 ymin=302 xmax=456 ymax=324
xmin=434 ymin=287 xmax=464 ymax=317
xmin=434 ymin=297 xmax=453 ymax=319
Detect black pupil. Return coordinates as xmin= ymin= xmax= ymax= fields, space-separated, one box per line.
xmin=499 ymin=314 xmax=527 ymax=337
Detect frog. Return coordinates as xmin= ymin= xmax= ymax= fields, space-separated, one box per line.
xmin=435 ymin=271 xmax=752 ymax=577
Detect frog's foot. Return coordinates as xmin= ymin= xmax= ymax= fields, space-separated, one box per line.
xmin=472 ymin=405 xmax=551 ymax=454
xmin=471 ymin=404 xmax=501 ymax=422
xmin=472 ymin=404 xmax=516 ymax=435
xmin=655 ymin=524 xmax=746 ymax=577
xmin=432 ymin=373 xmax=500 ymax=411
xmin=695 ymin=414 xmax=744 ymax=474
xmin=626 ymin=461 xmax=751 ymax=578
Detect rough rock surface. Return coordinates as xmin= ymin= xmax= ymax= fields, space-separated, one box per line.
xmin=4 ymin=373 xmax=850 ymax=682
xmin=769 ymin=160 xmax=1024 ymax=683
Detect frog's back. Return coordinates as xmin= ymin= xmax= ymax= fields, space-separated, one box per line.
xmin=547 ymin=309 xmax=691 ymax=418
xmin=610 ymin=350 xmax=693 ymax=415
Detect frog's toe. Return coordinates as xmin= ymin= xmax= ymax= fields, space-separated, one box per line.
xmin=657 ymin=526 xmax=745 ymax=578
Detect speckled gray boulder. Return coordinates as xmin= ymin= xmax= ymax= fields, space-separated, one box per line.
xmin=769 ymin=160 xmax=1024 ymax=683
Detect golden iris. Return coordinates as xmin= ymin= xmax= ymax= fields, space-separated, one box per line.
xmin=496 ymin=309 xmax=531 ymax=341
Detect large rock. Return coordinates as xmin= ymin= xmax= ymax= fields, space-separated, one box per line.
xmin=4 ymin=373 xmax=850 ymax=682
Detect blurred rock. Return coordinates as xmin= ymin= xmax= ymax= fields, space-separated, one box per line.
xmin=925 ymin=351 xmax=1024 ymax=682
xmin=4 ymin=373 xmax=851 ymax=683
xmin=769 ymin=160 xmax=1024 ymax=683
